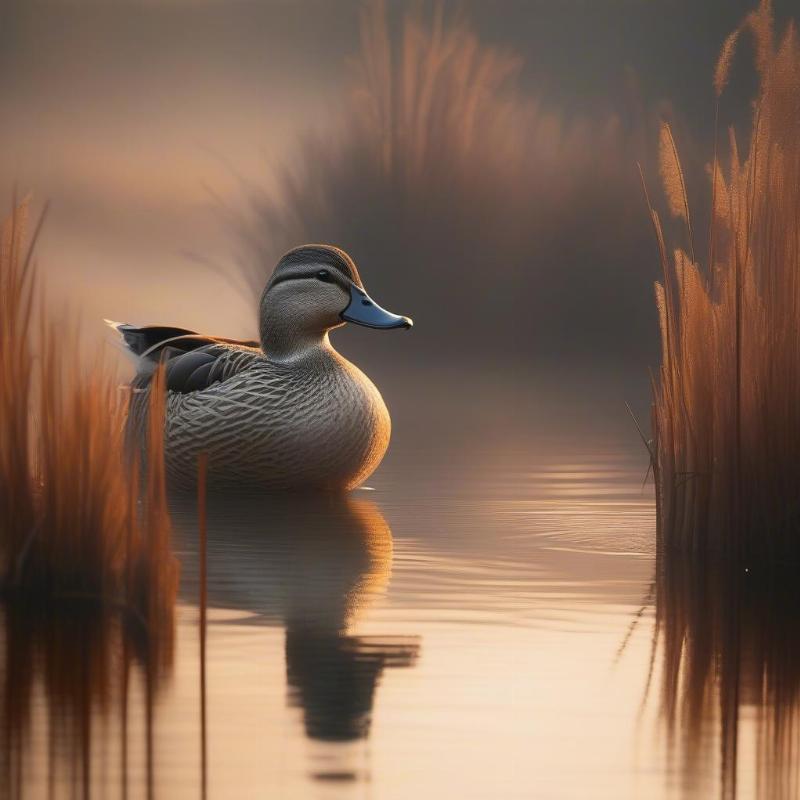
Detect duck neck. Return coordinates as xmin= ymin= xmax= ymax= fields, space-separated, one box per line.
xmin=260 ymin=325 xmax=334 ymax=363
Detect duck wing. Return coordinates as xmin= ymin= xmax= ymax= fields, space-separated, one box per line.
xmin=160 ymin=342 xmax=263 ymax=393
xmin=105 ymin=320 xmax=259 ymax=359
xmin=107 ymin=320 xmax=263 ymax=394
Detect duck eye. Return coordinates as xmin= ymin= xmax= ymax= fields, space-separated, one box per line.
xmin=317 ymin=269 xmax=332 ymax=282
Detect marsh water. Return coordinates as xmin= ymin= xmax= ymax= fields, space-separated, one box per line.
xmin=3 ymin=365 xmax=798 ymax=799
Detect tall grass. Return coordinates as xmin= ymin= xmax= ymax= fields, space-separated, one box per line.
xmin=648 ymin=0 xmax=800 ymax=559
xmin=0 ymin=200 xmax=178 ymax=625
xmin=0 ymin=199 xmax=179 ymax=796
xmin=239 ymin=0 xmax=652 ymax=360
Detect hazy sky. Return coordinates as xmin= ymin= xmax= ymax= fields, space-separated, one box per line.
xmin=1 ymin=0 xmax=795 ymax=366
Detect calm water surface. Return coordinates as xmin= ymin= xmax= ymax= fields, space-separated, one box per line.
xmin=3 ymin=367 xmax=797 ymax=798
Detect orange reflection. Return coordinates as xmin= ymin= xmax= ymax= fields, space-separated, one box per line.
xmin=653 ymin=553 xmax=800 ymax=799
xmin=0 ymin=593 xmax=175 ymax=800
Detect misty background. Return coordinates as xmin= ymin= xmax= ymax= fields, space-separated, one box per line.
xmin=1 ymin=0 xmax=795 ymax=378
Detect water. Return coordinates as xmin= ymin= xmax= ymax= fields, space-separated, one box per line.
xmin=2 ymin=366 xmax=797 ymax=799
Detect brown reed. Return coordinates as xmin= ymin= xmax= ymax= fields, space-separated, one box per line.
xmin=647 ymin=0 xmax=800 ymax=560
xmin=0 ymin=199 xmax=178 ymax=797
xmin=237 ymin=0 xmax=650 ymax=360
xmin=0 ymin=200 xmax=178 ymax=625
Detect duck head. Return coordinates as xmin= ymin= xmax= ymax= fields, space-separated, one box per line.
xmin=259 ymin=245 xmax=412 ymax=357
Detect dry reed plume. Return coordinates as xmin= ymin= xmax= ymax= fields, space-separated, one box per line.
xmin=239 ymin=0 xmax=650 ymax=359
xmin=0 ymin=200 xmax=178 ymax=629
xmin=647 ymin=0 xmax=800 ymax=559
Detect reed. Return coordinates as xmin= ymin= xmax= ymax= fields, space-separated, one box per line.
xmin=238 ymin=0 xmax=650 ymax=358
xmin=0 ymin=200 xmax=178 ymax=627
xmin=648 ymin=0 xmax=800 ymax=560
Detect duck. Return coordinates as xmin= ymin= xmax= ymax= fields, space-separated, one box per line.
xmin=110 ymin=245 xmax=412 ymax=492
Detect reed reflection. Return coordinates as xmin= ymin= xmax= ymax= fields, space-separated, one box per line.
xmin=0 ymin=595 xmax=175 ymax=800
xmin=181 ymin=494 xmax=420 ymax=746
xmin=653 ymin=551 xmax=800 ymax=799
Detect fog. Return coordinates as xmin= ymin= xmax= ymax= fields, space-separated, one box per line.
xmin=1 ymin=0 xmax=796 ymax=370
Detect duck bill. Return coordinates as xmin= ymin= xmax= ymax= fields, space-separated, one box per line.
xmin=341 ymin=285 xmax=413 ymax=330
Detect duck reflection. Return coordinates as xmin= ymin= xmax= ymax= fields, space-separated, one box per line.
xmin=0 ymin=596 xmax=175 ymax=799
xmin=653 ymin=551 xmax=800 ymax=799
xmin=177 ymin=493 xmax=420 ymax=744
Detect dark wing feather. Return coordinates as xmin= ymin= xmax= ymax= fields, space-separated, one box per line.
xmin=164 ymin=349 xmax=217 ymax=392
xmin=164 ymin=343 xmax=263 ymax=394
xmin=110 ymin=323 xmax=199 ymax=356
xmin=141 ymin=334 xmax=261 ymax=361
xmin=108 ymin=321 xmax=263 ymax=394
xmin=107 ymin=320 xmax=259 ymax=361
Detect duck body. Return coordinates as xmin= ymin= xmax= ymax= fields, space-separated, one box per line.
xmin=160 ymin=342 xmax=390 ymax=491
xmin=116 ymin=245 xmax=411 ymax=493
